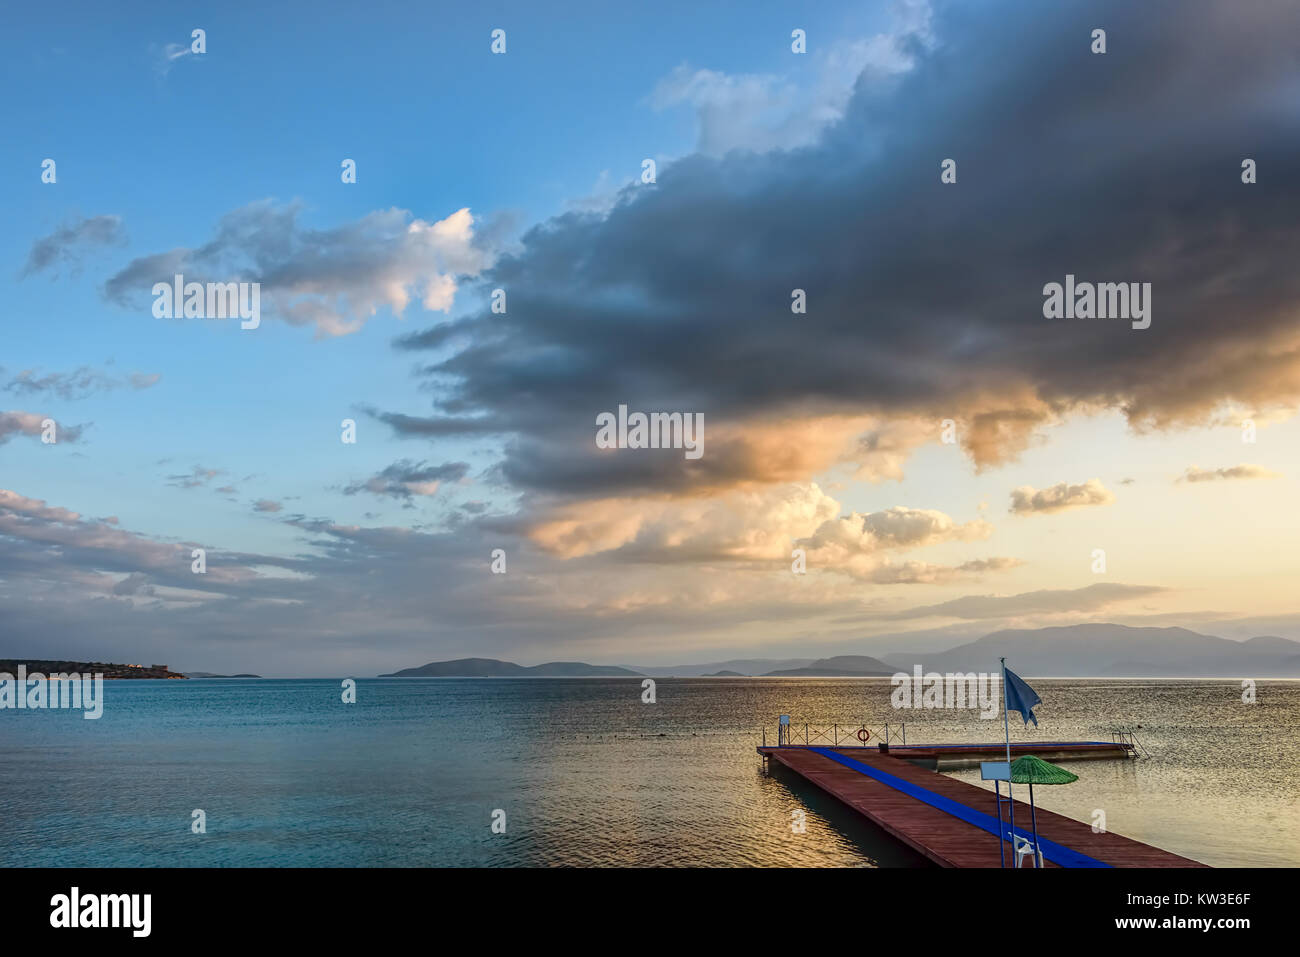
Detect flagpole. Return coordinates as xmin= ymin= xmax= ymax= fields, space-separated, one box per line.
xmin=1001 ymin=656 xmax=1017 ymax=864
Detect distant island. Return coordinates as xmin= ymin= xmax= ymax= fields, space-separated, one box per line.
xmin=0 ymin=660 xmax=185 ymax=679
xmin=186 ymin=672 xmax=262 ymax=678
xmin=379 ymin=655 xmax=894 ymax=678
xmin=761 ymin=655 xmax=895 ymax=677
xmin=379 ymin=657 xmax=641 ymax=677
xmin=12 ymin=622 xmax=1300 ymax=682
xmin=380 ymin=625 xmax=1300 ymax=679
xmin=895 ymin=625 xmax=1300 ymax=677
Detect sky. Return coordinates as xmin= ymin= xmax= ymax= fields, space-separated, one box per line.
xmin=3 ymin=0 xmax=1300 ymax=676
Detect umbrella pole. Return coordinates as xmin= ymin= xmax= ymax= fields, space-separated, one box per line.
xmin=995 ymin=780 xmax=1005 ymax=868
xmin=1001 ymin=657 xmax=1016 ymax=858
xmin=1030 ymin=781 xmax=1041 ymax=868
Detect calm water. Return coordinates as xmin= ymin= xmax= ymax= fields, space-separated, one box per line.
xmin=1 ymin=678 xmax=1296 ymax=867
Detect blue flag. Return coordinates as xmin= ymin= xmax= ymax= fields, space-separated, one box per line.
xmin=1003 ymin=666 xmax=1041 ymax=727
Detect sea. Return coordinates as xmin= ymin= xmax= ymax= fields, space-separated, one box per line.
xmin=1 ymin=677 xmax=1296 ymax=867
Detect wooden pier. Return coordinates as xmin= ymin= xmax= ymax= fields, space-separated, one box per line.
xmin=759 ymin=744 xmax=1206 ymax=868
xmin=881 ymin=740 xmax=1133 ymax=769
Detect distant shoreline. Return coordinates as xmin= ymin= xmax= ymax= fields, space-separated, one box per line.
xmin=0 ymin=659 xmax=186 ymax=680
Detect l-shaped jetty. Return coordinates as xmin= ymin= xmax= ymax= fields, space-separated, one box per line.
xmin=759 ymin=741 xmax=1206 ymax=868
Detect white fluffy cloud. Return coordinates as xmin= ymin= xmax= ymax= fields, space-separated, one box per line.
xmin=799 ymin=506 xmax=994 ymax=580
xmin=1179 ymin=464 xmax=1281 ymax=483
xmin=0 ymin=410 xmax=85 ymax=444
xmin=105 ymin=203 xmax=494 ymax=337
xmin=649 ymin=1 xmax=933 ymax=156
xmin=1010 ymin=479 xmax=1115 ymax=515
xmin=527 ymin=482 xmax=842 ymax=561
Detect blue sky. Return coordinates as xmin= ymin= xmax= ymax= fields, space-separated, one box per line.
xmin=5 ymin=0 xmax=1300 ymax=675
xmin=1 ymin=0 xmax=903 ymax=554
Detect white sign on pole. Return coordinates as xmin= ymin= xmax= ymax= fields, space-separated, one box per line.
xmin=981 ymin=761 xmax=1011 ymax=781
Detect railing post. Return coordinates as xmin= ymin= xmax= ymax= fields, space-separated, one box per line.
xmin=885 ymin=722 xmax=889 ymax=745
xmin=805 ymin=723 xmax=809 ymax=745
xmin=833 ymin=724 xmax=838 ymax=746
xmin=902 ymin=723 xmax=906 ymax=745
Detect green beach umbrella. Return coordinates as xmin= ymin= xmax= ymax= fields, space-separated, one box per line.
xmin=1010 ymin=755 xmax=1078 ymax=785
xmin=1008 ymin=755 xmax=1077 ymax=868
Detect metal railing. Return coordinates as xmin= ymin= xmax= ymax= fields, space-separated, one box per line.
xmin=762 ymin=720 xmax=907 ymax=748
xmin=1108 ymin=727 xmax=1150 ymax=757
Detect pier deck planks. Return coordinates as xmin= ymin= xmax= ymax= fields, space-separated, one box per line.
xmin=759 ymin=745 xmax=1206 ymax=868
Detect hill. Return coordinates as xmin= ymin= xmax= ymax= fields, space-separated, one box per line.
xmin=762 ymin=654 xmax=895 ymax=677
xmin=622 ymin=658 xmax=815 ymax=676
xmin=187 ymin=673 xmax=262 ymax=678
xmin=378 ymin=657 xmax=641 ymax=677
xmin=882 ymin=624 xmax=1300 ymax=677
xmin=0 ymin=659 xmax=185 ymax=679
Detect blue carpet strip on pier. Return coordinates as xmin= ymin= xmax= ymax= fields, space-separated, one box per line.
xmin=807 ymin=747 xmax=1111 ymax=868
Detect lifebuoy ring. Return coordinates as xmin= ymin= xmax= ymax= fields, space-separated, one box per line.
xmin=856 ymin=728 xmax=871 ymax=742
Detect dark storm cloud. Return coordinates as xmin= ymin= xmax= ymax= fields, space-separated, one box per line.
xmin=380 ymin=0 xmax=1300 ymax=500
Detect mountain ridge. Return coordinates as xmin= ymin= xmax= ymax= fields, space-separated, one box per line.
xmin=880 ymin=624 xmax=1300 ymax=676
xmin=378 ymin=657 xmax=641 ymax=677
xmin=375 ymin=624 xmax=1300 ymax=678
xmin=762 ymin=654 xmax=895 ymax=677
